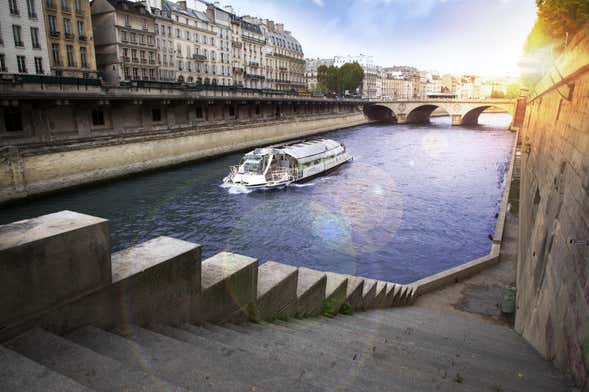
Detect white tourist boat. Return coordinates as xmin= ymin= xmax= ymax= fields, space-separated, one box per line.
xmin=223 ymin=138 xmax=353 ymax=189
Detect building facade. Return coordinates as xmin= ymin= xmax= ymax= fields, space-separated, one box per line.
xmin=262 ymin=20 xmax=305 ymax=91
xmin=1 ymin=0 xmax=51 ymax=75
xmin=91 ymin=0 xmax=158 ymax=84
xmin=43 ymin=0 xmax=97 ymax=77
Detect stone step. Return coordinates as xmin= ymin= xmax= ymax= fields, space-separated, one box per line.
xmin=147 ymin=323 xmax=325 ymax=392
xmin=211 ymin=322 xmax=447 ymax=392
xmin=5 ymin=328 xmax=181 ymax=392
xmin=279 ymin=316 xmax=566 ymax=392
xmin=274 ymin=314 xmax=566 ymax=391
xmin=255 ymin=261 xmax=298 ymax=321
xmin=323 ymin=272 xmax=348 ymax=316
xmin=361 ymin=279 xmax=377 ymax=309
xmin=0 ymin=345 xmax=93 ymax=392
xmin=67 ymin=325 xmax=250 ymax=392
xmin=295 ymin=267 xmax=326 ymax=317
xmin=195 ymin=252 xmax=258 ymax=323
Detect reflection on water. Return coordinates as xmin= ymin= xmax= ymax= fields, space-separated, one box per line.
xmin=0 ymin=113 xmax=515 ymax=283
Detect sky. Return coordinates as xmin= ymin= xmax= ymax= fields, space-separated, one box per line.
xmin=208 ymin=0 xmax=538 ymax=77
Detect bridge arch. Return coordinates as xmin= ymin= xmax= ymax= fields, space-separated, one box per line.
xmin=460 ymin=104 xmax=514 ymax=126
xmin=363 ymin=104 xmax=397 ymax=123
xmin=404 ymin=103 xmax=452 ymax=124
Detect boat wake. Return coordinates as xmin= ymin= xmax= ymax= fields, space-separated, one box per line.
xmin=290 ymin=182 xmax=316 ymax=188
xmin=219 ymin=183 xmax=253 ymax=194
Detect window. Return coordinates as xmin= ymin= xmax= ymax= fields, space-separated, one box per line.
xmin=64 ymin=19 xmax=72 ymax=36
xmin=130 ymin=32 xmax=136 ymax=43
xmin=80 ymin=46 xmax=87 ymax=68
xmin=121 ymin=30 xmax=127 ymax=42
xmin=74 ymin=0 xmax=81 ymax=13
xmin=4 ymin=108 xmax=23 ymax=132
xmin=151 ymin=108 xmax=161 ymax=122
xmin=27 ymin=0 xmax=37 ymax=18
xmin=46 ymin=0 xmax=55 ymax=8
xmin=52 ymin=43 xmax=61 ymax=65
xmin=9 ymin=0 xmax=19 ymax=15
xmin=195 ymin=107 xmax=203 ymax=119
xmin=61 ymin=0 xmax=70 ymax=11
xmin=91 ymin=109 xmax=105 ymax=126
xmin=123 ymin=66 xmax=130 ymax=79
xmin=66 ymin=45 xmax=74 ymax=66
xmin=34 ymin=57 xmax=43 ymax=74
xmin=48 ymin=15 xmax=58 ymax=34
xmin=124 ymin=15 xmax=130 ymax=27
xmin=0 ymin=55 xmax=7 ymax=72
xmin=16 ymin=55 xmax=27 ymax=73
xmin=77 ymin=20 xmax=84 ymax=37
xmin=13 ymin=25 xmax=23 ymax=47
xmin=31 ymin=27 xmax=40 ymax=48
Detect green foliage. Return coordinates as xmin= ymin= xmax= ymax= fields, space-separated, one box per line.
xmin=454 ymin=373 xmax=464 ymax=384
xmin=522 ymin=0 xmax=589 ymax=87
xmin=525 ymin=0 xmax=589 ymax=52
xmin=322 ymin=299 xmax=340 ymax=318
xmin=339 ymin=302 xmax=354 ymax=316
xmin=317 ymin=62 xmax=364 ymax=95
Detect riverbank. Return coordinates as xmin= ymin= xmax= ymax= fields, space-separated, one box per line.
xmin=0 ymin=112 xmax=369 ymax=204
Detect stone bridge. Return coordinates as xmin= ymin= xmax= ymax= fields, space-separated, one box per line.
xmin=363 ymin=99 xmax=518 ymax=126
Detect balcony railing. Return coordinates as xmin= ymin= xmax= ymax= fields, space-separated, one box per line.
xmin=131 ymin=58 xmax=139 ymax=63
xmin=141 ymin=58 xmax=147 ymax=64
xmin=79 ymin=35 xmax=87 ymax=41
xmin=50 ymin=31 xmax=60 ymax=37
xmin=192 ymin=54 xmax=206 ymax=62
xmin=64 ymin=33 xmax=75 ymax=39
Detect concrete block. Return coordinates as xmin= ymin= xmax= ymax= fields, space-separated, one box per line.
xmin=0 ymin=211 xmax=111 ymax=328
xmin=381 ymin=283 xmax=397 ymax=308
xmin=296 ymin=267 xmax=327 ymax=317
xmin=361 ymin=279 xmax=378 ymax=310
xmin=345 ymin=276 xmax=364 ymax=310
xmin=109 ymin=236 xmax=201 ymax=326
xmin=255 ymin=261 xmax=298 ymax=321
xmin=194 ymin=252 xmax=258 ymax=323
xmin=374 ymin=281 xmax=388 ymax=308
xmin=324 ymin=272 xmax=348 ymax=316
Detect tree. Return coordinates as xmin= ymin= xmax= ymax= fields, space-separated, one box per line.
xmin=316 ymin=62 xmax=365 ymax=95
xmin=522 ymin=0 xmax=589 ymax=87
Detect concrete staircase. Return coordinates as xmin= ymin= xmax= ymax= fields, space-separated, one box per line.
xmin=0 ymin=211 xmax=570 ymax=391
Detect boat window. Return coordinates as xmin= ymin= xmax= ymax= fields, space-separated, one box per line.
xmin=243 ymin=157 xmax=264 ymax=174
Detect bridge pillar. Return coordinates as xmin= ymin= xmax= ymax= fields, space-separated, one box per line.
xmin=396 ymin=114 xmax=408 ymax=124
xmin=451 ymin=114 xmax=463 ymax=126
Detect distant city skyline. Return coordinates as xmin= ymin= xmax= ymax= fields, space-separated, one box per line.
xmin=202 ymin=0 xmax=537 ymax=77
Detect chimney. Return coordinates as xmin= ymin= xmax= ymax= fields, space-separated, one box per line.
xmin=224 ymin=5 xmax=234 ymax=14
xmin=177 ymin=0 xmax=186 ymax=9
xmin=275 ymin=23 xmax=284 ymax=33
xmin=266 ymin=19 xmax=275 ymax=31
xmin=206 ymin=3 xmax=215 ymax=21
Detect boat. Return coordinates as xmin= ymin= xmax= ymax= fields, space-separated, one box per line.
xmin=223 ymin=138 xmax=353 ymax=189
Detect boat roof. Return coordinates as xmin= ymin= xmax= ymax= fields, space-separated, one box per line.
xmin=278 ymin=139 xmax=342 ymax=159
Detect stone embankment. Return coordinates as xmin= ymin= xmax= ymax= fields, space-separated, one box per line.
xmin=515 ymin=25 xmax=589 ymax=389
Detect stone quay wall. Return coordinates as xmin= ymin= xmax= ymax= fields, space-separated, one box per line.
xmin=0 ymin=106 xmax=369 ymax=204
xmin=515 ymin=25 xmax=589 ymax=388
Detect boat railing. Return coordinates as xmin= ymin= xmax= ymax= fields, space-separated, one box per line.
xmin=267 ymin=168 xmax=291 ymax=183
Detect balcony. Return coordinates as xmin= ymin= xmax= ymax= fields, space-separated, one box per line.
xmin=28 ymin=12 xmax=38 ymax=18
xmin=231 ymin=40 xmax=242 ymax=49
xmin=279 ymin=67 xmax=288 ymax=72
xmin=131 ymin=57 xmax=139 ymax=63
xmin=122 ymin=56 xmax=130 ymax=62
xmin=245 ymin=73 xmax=265 ymax=81
xmin=50 ymin=31 xmax=60 ymax=37
xmin=192 ymin=54 xmax=206 ymax=62
xmin=45 ymin=1 xmax=56 ymax=10
xmin=64 ymin=33 xmax=75 ymax=40
xmin=141 ymin=58 xmax=147 ymax=64
xmin=79 ymin=35 xmax=87 ymax=41
xmin=233 ymin=66 xmax=244 ymax=74
xmin=249 ymin=62 xmax=259 ymax=68
xmin=62 ymin=6 xmax=71 ymax=13
xmin=149 ymin=59 xmax=156 ymax=65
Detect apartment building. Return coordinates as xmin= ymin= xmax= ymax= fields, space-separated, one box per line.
xmin=262 ymin=20 xmax=305 ymax=91
xmin=1 ymin=0 xmax=50 ymax=75
xmin=43 ymin=0 xmax=97 ymax=77
xmin=151 ymin=4 xmax=175 ymax=82
xmin=91 ymin=0 xmax=158 ymax=84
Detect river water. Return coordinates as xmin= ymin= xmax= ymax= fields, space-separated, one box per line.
xmin=0 ymin=113 xmax=515 ymax=284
